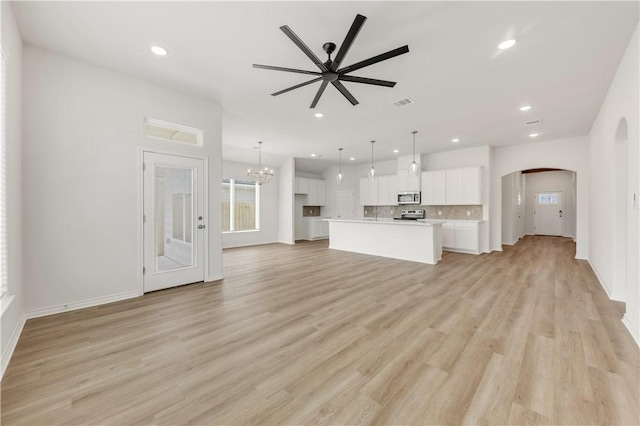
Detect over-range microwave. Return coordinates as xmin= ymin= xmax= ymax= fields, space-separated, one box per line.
xmin=398 ymin=191 xmax=421 ymax=205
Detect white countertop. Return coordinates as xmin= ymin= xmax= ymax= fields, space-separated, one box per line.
xmin=324 ymin=217 xmax=443 ymax=226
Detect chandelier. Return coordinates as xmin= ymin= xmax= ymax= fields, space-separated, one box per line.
xmin=247 ymin=141 xmax=274 ymax=185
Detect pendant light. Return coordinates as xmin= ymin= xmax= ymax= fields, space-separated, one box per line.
xmin=408 ymin=130 xmax=420 ymax=178
xmin=368 ymin=140 xmax=376 ymax=181
xmin=246 ymin=141 xmax=274 ymax=185
xmin=337 ymin=148 xmax=344 ymax=184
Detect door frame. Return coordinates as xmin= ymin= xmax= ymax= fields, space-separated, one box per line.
xmin=138 ymin=148 xmax=209 ymax=295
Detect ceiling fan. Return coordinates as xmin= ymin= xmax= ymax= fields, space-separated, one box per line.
xmin=253 ymin=14 xmax=409 ymax=108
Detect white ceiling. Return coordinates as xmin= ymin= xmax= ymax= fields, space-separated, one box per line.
xmin=11 ymin=1 xmax=639 ymax=173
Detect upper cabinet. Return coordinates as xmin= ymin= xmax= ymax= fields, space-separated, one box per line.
xmin=359 ymin=177 xmax=378 ymax=206
xmin=378 ymin=175 xmax=399 ymax=206
xmin=360 ymin=175 xmax=398 ymax=206
xmin=421 ymin=170 xmax=446 ymax=205
xmin=295 ymin=177 xmax=326 ymax=206
xmin=461 ymin=167 xmax=481 ymax=204
xmin=295 ymin=177 xmax=309 ymax=195
xmin=422 ymin=167 xmax=482 ymax=205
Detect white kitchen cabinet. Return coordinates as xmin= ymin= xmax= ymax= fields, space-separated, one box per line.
xmin=295 ymin=177 xmax=309 ymax=194
xmin=397 ymin=169 xmax=421 ymax=192
xmin=446 ymin=169 xmax=463 ymax=205
xmin=421 ymin=167 xmax=483 ymax=205
xmin=442 ymin=221 xmax=480 ymax=254
xmin=304 ymin=218 xmax=329 ymax=240
xmin=359 ymin=177 xmax=379 ymax=205
xmin=378 ymin=175 xmax=399 ymax=206
xmin=421 ymin=170 xmax=446 ymax=205
xmin=461 ymin=167 xmax=481 ymax=204
xmin=442 ymin=222 xmax=455 ymax=248
xmin=306 ymin=179 xmax=326 ymax=206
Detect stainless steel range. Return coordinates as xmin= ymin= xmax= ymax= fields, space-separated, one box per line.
xmin=394 ymin=209 xmax=425 ymax=220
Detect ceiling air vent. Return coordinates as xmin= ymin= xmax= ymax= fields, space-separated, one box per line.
xmin=526 ymin=119 xmax=542 ymax=126
xmin=144 ymin=118 xmax=203 ymax=146
xmin=394 ymin=97 xmax=414 ymax=107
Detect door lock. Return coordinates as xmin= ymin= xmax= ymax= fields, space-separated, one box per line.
xmin=198 ymin=224 xmax=206 ymax=229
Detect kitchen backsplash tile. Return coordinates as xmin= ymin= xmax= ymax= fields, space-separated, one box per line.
xmin=303 ymin=206 xmax=322 ymax=217
xmin=363 ymin=205 xmax=483 ymax=220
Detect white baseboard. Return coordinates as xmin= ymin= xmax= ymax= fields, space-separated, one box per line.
xmin=206 ymin=273 xmax=224 ymax=282
xmin=588 ymin=260 xmax=614 ymax=299
xmin=622 ymin=314 xmax=640 ymax=347
xmin=1 ymin=313 xmax=26 ymax=379
xmin=25 ymin=290 xmax=141 ymax=320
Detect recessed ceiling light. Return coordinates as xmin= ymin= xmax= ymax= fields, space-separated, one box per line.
xmin=151 ymin=46 xmax=168 ymax=56
xmin=529 ymin=133 xmax=539 ymax=138
xmin=451 ymin=138 xmax=460 ymax=143
xmin=519 ymin=105 xmax=532 ymax=111
xmin=393 ymin=149 xmax=400 ymax=153
xmin=349 ymin=157 xmax=355 ymax=161
xmin=310 ymin=153 xmax=317 ymax=157
xmin=498 ymin=39 xmax=516 ymax=50
xmin=314 ymin=112 xmax=324 ymax=118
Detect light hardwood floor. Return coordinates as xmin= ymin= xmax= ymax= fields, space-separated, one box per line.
xmin=2 ymin=236 xmax=639 ymax=425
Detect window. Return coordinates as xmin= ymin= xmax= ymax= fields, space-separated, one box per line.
xmin=539 ymin=193 xmax=558 ymax=204
xmin=1 ymin=50 xmax=7 ymax=299
xmin=222 ymin=179 xmax=259 ymax=232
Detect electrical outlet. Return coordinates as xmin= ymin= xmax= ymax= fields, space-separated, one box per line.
xmin=438 ymin=211 xmax=442 ymax=216
xmin=467 ymin=211 xmax=471 ymax=216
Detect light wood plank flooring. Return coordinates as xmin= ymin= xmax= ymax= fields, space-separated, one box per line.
xmin=2 ymin=236 xmax=639 ymax=425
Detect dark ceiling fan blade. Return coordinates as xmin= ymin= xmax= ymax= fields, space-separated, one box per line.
xmin=330 ymin=14 xmax=367 ymax=72
xmin=337 ymin=45 xmax=409 ymax=74
xmin=271 ymin=77 xmax=322 ymax=96
xmin=310 ymin=80 xmax=329 ymax=108
xmin=338 ymin=75 xmax=396 ymax=87
xmin=280 ymin=25 xmax=329 ymax=72
xmin=253 ymin=64 xmax=322 ymax=76
xmin=331 ymin=81 xmax=359 ymax=106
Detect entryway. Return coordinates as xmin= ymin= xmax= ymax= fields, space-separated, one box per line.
xmin=533 ymin=191 xmax=564 ymax=236
xmin=143 ymin=152 xmax=206 ymax=292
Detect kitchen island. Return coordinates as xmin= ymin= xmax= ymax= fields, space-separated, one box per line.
xmin=324 ymin=218 xmax=443 ymax=265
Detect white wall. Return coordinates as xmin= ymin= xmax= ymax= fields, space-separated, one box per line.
xmin=524 ymin=170 xmax=576 ymax=238
xmin=501 ymin=171 xmax=524 ymax=245
xmin=589 ymin=23 xmax=639 ymax=344
xmin=22 ymin=46 xmax=223 ymax=315
xmin=1 ymin=2 xmax=25 ymax=377
xmin=222 ymin=161 xmax=279 ymax=249
xmin=422 ymin=145 xmax=492 ymax=253
xmin=278 ymin=158 xmax=294 ymax=244
xmin=491 ymin=136 xmax=590 ymax=259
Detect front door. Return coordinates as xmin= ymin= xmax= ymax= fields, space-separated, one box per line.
xmin=534 ymin=191 xmax=563 ymax=236
xmin=143 ymin=152 xmax=205 ymax=292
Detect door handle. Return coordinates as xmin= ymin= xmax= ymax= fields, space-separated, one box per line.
xmin=198 ymin=224 xmax=205 ymax=229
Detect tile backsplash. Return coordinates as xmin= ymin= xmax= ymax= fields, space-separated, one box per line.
xmin=364 ymin=205 xmax=483 ymax=220
xmin=303 ymin=206 xmax=322 ymax=217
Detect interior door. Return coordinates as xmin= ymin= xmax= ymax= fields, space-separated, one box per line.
xmin=143 ymin=152 xmax=205 ymax=292
xmin=534 ymin=191 xmax=563 ymax=236
xmin=336 ymin=189 xmax=355 ymax=218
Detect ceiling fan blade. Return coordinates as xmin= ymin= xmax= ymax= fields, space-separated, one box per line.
xmin=338 ymin=75 xmax=396 ymax=87
xmin=280 ymin=25 xmax=328 ymax=72
xmin=331 ymin=81 xmax=359 ymax=106
xmin=253 ymin=64 xmax=321 ymax=76
xmin=310 ymin=80 xmax=329 ymax=108
xmin=330 ymin=14 xmax=367 ymax=72
xmin=271 ymin=77 xmax=322 ymax=96
xmin=337 ymin=45 xmax=409 ymax=74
